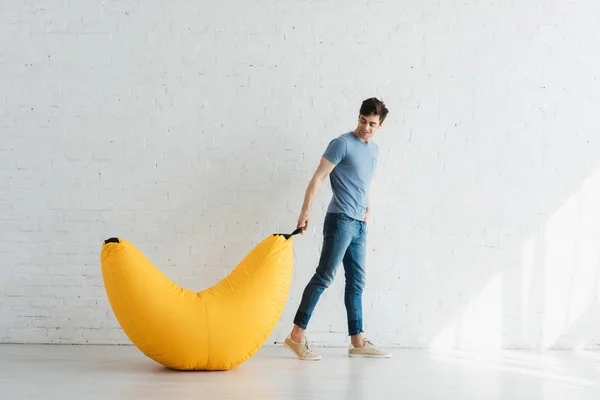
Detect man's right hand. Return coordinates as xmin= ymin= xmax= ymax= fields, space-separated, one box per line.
xmin=297 ymin=210 xmax=309 ymax=233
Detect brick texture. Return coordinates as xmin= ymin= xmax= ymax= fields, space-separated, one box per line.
xmin=1 ymin=0 xmax=600 ymax=349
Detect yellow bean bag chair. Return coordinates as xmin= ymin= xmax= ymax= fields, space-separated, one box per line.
xmin=100 ymin=228 xmax=301 ymax=371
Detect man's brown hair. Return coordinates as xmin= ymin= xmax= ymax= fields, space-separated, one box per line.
xmin=359 ymin=97 xmax=389 ymax=124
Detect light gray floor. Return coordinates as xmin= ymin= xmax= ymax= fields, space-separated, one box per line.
xmin=1 ymin=344 xmax=599 ymax=399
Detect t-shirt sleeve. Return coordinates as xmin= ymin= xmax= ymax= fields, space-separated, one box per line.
xmin=323 ymin=137 xmax=347 ymax=165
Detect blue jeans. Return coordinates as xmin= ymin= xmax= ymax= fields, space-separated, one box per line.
xmin=293 ymin=212 xmax=367 ymax=336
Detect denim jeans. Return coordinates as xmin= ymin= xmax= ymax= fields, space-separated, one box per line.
xmin=293 ymin=212 xmax=367 ymax=336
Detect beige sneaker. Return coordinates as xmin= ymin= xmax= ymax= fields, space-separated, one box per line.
xmin=348 ymin=338 xmax=391 ymax=358
xmin=283 ymin=334 xmax=322 ymax=361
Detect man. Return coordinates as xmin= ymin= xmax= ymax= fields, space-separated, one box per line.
xmin=284 ymin=98 xmax=392 ymax=360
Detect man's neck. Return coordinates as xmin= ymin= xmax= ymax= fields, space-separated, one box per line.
xmin=352 ymin=129 xmax=369 ymax=143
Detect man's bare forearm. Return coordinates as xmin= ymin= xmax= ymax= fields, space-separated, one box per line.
xmin=301 ymin=174 xmax=325 ymax=212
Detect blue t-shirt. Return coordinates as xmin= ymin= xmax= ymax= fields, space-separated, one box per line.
xmin=322 ymin=131 xmax=379 ymax=221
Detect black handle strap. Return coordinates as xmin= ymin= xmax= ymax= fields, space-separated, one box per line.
xmin=274 ymin=227 xmax=304 ymax=240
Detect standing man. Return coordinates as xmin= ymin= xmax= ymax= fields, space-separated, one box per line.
xmin=284 ymin=98 xmax=392 ymax=360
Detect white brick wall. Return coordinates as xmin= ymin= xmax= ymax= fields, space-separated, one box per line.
xmin=2 ymin=0 xmax=600 ymax=350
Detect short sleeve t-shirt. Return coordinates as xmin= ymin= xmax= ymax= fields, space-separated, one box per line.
xmin=322 ymin=131 xmax=379 ymax=221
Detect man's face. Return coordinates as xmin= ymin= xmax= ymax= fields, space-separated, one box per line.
xmin=355 ymin=114 xmax=382 ymax=142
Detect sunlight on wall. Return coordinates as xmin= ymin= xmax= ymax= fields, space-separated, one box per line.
xmin=541 ymin=168 xmax=600 ymax=349
xmin=432 ymin=167 xmax=600 ymax=351
xmin=521 ymin=237 xmax=535 ymax=342
xmin=431 ymin=275 xmax=503 ymax=351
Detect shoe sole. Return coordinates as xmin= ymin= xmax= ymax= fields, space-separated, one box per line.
xmin=348 ymin=353 xmax=392 ymax=358
xmin=284 ymin=341 xmax=322 ymax=361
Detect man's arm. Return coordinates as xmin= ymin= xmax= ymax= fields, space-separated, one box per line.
xmin=365 ymin=199 xmax=370 ymax=223
xmin=297 ymin=156 xmax=336 ymax=232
